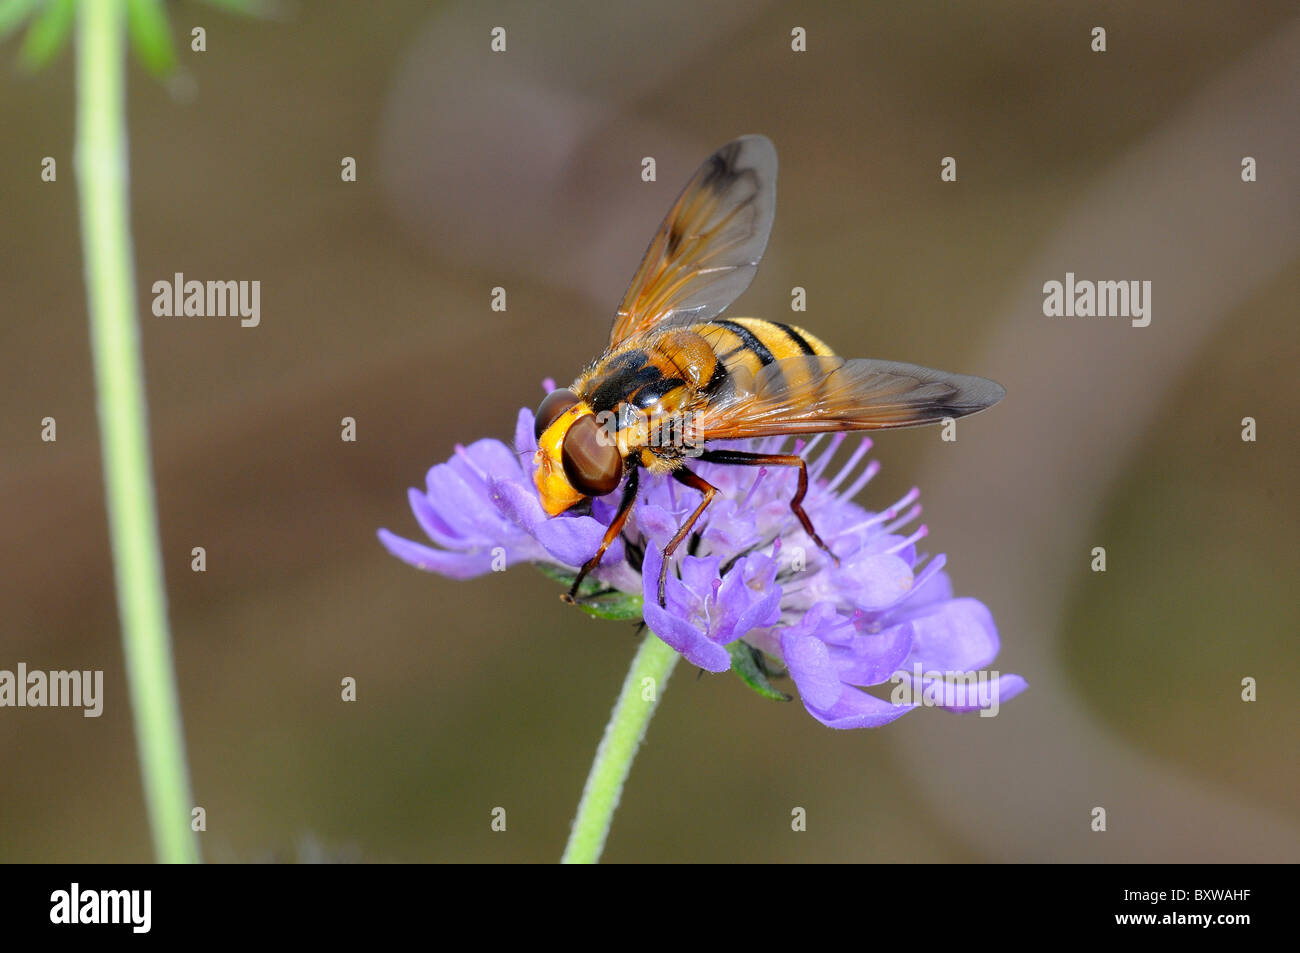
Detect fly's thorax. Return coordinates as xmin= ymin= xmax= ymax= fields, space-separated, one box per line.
xmin=581 ymin=335 xmax=710 ymax=414
xmin=653 ymin=329 xmax=721 ymax=389
xmin=587 ymin=403 xmax=706 ymax=463
xmin=577 ymin=331 xmax=714 ymax=456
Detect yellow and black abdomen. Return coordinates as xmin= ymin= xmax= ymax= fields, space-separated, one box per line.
xmin=694 ymin=317 xmax=835 ymax=386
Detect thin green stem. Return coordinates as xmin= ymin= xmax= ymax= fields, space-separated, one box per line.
xmin=75 ymin=0 xmax=199 ymax=864
xmin=561 ymin=633 xmax=679 ymax=864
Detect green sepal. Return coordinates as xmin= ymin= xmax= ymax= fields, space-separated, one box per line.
xmin=0 ymin=0 xmax=42 ymax=44
xmin=728 ymin=640 xmax=792 ymax=701
xmin=18 ymin=0 xmax=73 ymax=70
xmin=534 ymin=564 xmax=644 ymax=622
xmin=126 ymin=0 xmax=176 ymax=76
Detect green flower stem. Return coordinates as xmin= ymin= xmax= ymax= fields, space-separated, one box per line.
xmin=562 ymin=632 xmax=680 ymax=864
xmin=75 ymin=0 xmax=199 ymax=864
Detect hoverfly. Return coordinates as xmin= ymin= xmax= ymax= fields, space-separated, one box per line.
xmin=533 ymin=135 xmax=1004 ymax=607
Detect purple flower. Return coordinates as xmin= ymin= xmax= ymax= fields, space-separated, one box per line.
xmin=377 ymin=408 xmax=640 ymax=594
xmin=380 ymin=401 xmax=1025 ymax=727
xmin=640 ymin=546 xmax=783 ymax=673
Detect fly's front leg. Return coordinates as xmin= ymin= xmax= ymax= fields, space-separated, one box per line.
xmin=562 ymin=465 xmax=639 ymax=605
xmin=698 ymin=448 xmax=840 ymax=566
xmin=657 ymin=467 xmax=718 ymax=607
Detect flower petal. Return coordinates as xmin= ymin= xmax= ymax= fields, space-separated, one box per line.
xmin=377 ymin=529 xmax=496 ymax=579
xmin=900 ymin=672 xmax=1028 ymax=713
xmin=425 ymin=464 xmax=495 ymax=538
xmin=888 ymin=563 xmax=954 ymax=620
xmin=454 ymin=437 xmax=524 ymax=483
xmin=831 ymin=621 xmax=914 ymax=687
xmin=796 ymin=602 xmax=853 ymax=645
xmin=780 ymin=630 xmax=841 ymax=711
xmin=832 ymin=554 xmax=914 ymax=611
xmin=630 ymin=502 xmax=678 ymax=550
xmin=939 ymin=673 xmax=1028 ymax=712
xmin=643 ymin=599 xmax=731 ymax=672
xmin=678 ymin=554 xmax=723 ymax=599
xmin=803 ymin=686 xmax=917 ymax=729
xmin=407 ymin=487 xmax=469 ymax=549
xmin=514 ymin=408 xmax=536 ymax=457
xmin=905 ymin=597 xmax=1000 ymax=671
xmin=488 ymin=477 xmax=619 ymax=568
xmin=727 ymin=587 xmax=782 ymax=643
xmin=640 ymin=545 xmax=692 ymax=619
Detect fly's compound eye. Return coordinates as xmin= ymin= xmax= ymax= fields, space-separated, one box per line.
xmin=561 ymin=414 xmax=623 ymax=497
xmin=534 ymin=388 xmax=579 ymax=440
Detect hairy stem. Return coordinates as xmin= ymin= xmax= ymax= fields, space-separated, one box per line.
xmin=561 ymin=633 xmax=679 ymax=863
xmin=75 ymin=0 xmax=199 ymax=864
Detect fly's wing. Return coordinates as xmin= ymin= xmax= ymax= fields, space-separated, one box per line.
xmin=694 ymin=355 xmax=1005 ymax=439
xmin=608 ymin=135 xmax=777 ymax=347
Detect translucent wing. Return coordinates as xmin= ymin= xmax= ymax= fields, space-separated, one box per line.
xmin=609 ymin=135 xmax=777 ymax=347
xmin=695 ymin=355 xmax=1005 ymax=439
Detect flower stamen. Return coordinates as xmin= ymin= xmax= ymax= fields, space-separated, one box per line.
xmin=884 ymin=523 xmax=928 ymax=555
xmin=882 ymin=503 xmax=923 ymax=536
xmin=807 ymin=432 xmax=846 ymax=482
xmin=837 ymin=486 xmax=921 ymax=537
xmin=739 ymin=467 xmax=769 ymax=509
xmin=838 ymin=459 xmax=882 ymax=504
xmin=825 ymin=437 xmax=872 ymax=493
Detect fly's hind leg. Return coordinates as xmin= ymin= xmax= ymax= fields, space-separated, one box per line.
xmin=697 ymin=448 xmax=840 ymax=566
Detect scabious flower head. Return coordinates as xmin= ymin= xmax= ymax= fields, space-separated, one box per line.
xmin=380 ymin=398 xmax=1025 ymax=727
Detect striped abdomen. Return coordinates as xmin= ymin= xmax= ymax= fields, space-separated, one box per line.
xmin=692 ymin=317 xmax=835 ymax=387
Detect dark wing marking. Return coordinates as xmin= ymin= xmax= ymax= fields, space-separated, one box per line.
xmin=693 ymin=354 xmax=1005 ymax=439
xmin=609 ymin=135 xmax=777 ymax=347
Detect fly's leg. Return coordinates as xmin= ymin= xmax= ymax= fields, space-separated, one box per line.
xmin=697 ymin=448 xmax=839 ymax=566
xmin=657 ymin=467 xmax=719 ymax=607
xmin=562 ymin=466 xmax=640 ymax=605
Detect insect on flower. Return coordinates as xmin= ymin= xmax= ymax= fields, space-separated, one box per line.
xmin=533 ymin=135 xmax=1005 ymax=608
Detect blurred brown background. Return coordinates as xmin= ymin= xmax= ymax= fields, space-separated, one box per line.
xmin=1 ymin=0 xmax=1296 ymax=862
